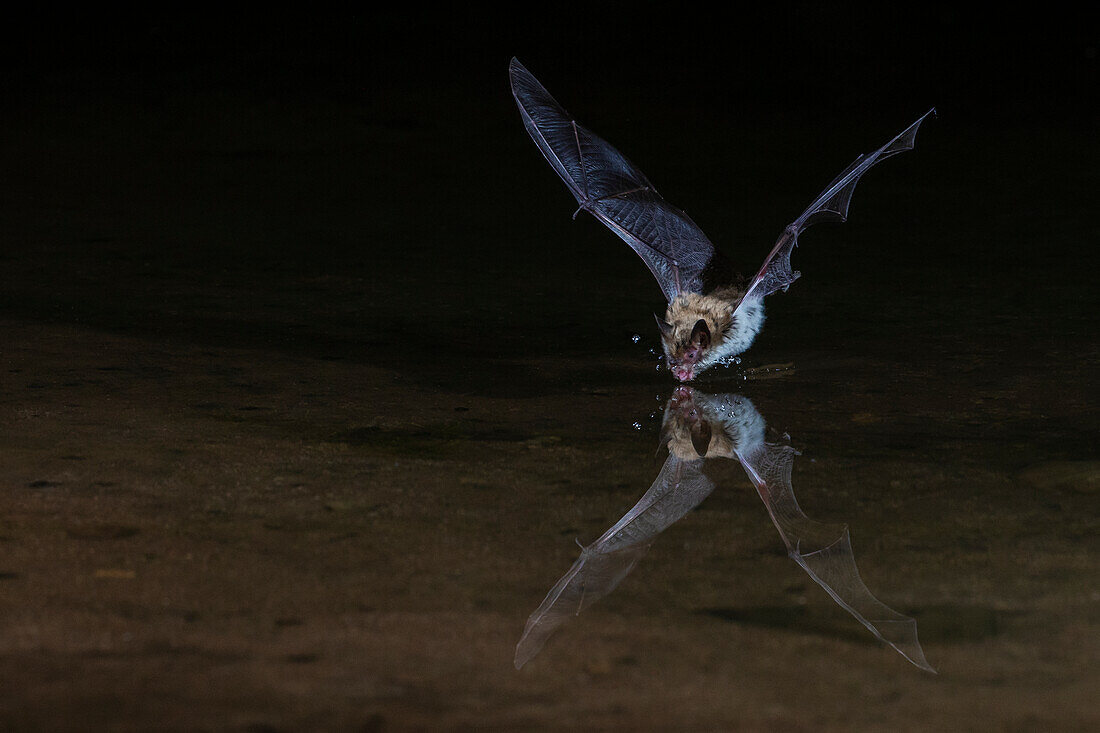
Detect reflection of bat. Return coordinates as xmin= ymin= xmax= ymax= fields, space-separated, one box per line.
xmin=514 ymin=455 xmax=714 ymax=669
xmin=687 ymin=391 xmax=937 ymax=673
xmin=515 ymin=387 xmax=934 ymax=672
xmin=510 ymin=58 xmax=933 ymax=381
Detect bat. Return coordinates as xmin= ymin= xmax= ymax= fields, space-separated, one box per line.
xmin=515 ymin=386 xmax=934 ymax=672
xmin=509 ymin=58 xmax=934 ymax=381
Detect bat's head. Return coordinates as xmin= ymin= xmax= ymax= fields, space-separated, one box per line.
xmin=656 ymin=289 xmax=760 ymax=381
xmin=656 ymin=314 xmax=711 ymax=382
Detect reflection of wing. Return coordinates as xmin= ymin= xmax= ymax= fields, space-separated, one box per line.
xmin=735 ymin=439 xmax=935 ymax=673
xmin=514 ymin=455 xmax=714 ymax=669
xmin=732 ymin=110 xmax=935 ymax=319
xmin=509 ymin=58 xmax=716 ymax=302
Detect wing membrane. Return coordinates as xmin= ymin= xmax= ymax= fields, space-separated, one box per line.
xmin=514 ymin=455 xmax=714 ymax=669
xmin=735 ymin=438 xmax=935 ymax=673
xmin=510 ymin=58 xmax=716 ymax=301
xmin=734 ymin=110 xmax=935 ymax=315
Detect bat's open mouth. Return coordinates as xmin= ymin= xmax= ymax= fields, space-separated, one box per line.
xmin=672 ymin=366 xmax=694 ymax=382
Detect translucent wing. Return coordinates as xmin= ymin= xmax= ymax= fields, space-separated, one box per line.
xmin=515 ymin=387 xmax=934 ymax=672
xmin=514 ymin=455 xmax=714 ymax=669
xmin=510 ymin=58 xmax=716 ymax=302
xmin=733 ymin=109 xmax=936 ymax=318
xmin=734 ymin=439 xmax=936 ymax=673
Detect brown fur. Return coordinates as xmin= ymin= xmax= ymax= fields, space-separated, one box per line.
xmin=665 ymin=424 xmax=735 ymax=460
xmin=662 ymin=287 xmax=743 ymax=351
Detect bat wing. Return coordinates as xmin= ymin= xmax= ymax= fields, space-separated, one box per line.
xmin=732 ymin=109 xmax=936 ymax=319
xmin=514 ymin=454 xmax=714 ymax=669
xmin=735 ymin=439 xmax=935 ymax=672
xmin=510 ymin=58 xmax=716 ymax=302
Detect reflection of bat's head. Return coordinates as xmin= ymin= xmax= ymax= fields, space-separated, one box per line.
xmin=663 ymin=385 xmax=721 ymax=458
xmin=662 ymin=386 xmax=765 ymax=460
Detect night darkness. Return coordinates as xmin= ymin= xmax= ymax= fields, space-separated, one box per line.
xmin=1 ymin=7 xmax=1097 ymax=730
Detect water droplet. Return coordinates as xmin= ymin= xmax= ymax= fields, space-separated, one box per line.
xmin=631 ymin=421 xmax=642 ymax=430
xmin=631 ymin=334 xmax=641 ymax=343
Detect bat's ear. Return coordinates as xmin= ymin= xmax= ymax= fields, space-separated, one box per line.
xmin=690 ymin=319 xmax=711 ymax=349
xmin=690 ymin=420 xmax=712 ymax=458
xmin=653 ymin=313 xmax=674 ymax=339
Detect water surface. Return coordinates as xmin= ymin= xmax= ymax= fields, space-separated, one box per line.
xmin=0 ymin=24 xmax=1096 ymax=731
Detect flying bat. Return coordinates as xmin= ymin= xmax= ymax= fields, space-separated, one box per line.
xmin=509 ymin=58 xmax=934 ymax=381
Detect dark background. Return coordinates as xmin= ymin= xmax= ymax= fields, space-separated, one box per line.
xmin=5 ymin=7 xmax=1093 ymax=121
xmin=2 ymin=7 xmax=1095 ymax=365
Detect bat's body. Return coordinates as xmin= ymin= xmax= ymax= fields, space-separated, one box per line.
xmin=661 ymin=287 xmax=763 ymax=381
xmin=509 ymin=58 xmax=933 ymax=380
